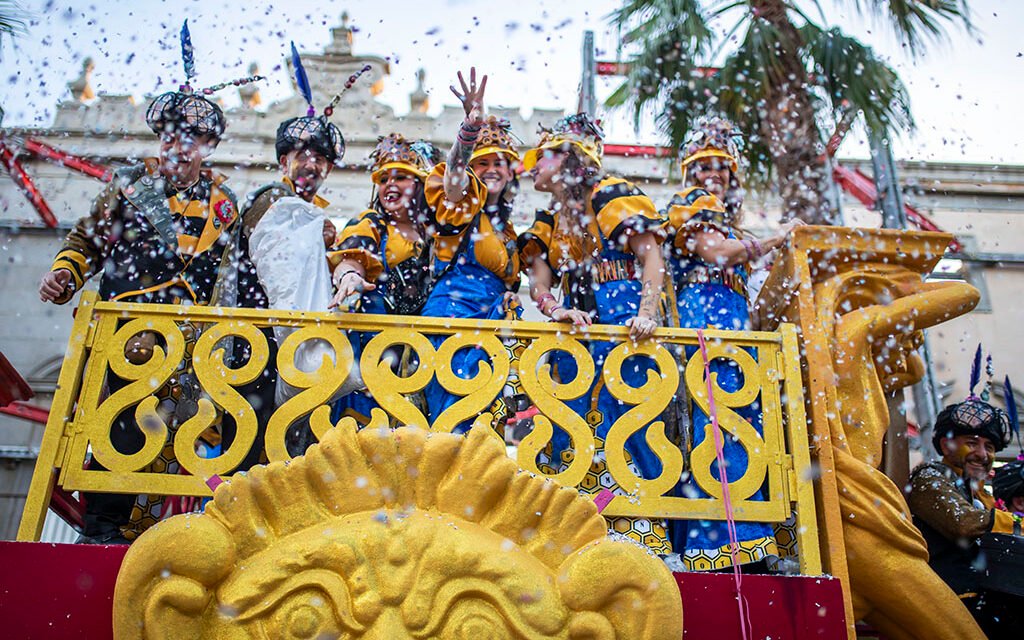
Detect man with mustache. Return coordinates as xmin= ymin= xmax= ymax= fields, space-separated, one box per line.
xmin=907 ymin=391 xmax=1024 ymax=635
xmin=37 ymin=85 xmax=250 ymax=543
xmin=241 ymin=115 xmax=344 ymax=258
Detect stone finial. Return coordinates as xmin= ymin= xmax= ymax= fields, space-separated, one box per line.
xmin=68 ymin=57 xmax=95 ymax=103
xmin=410 ymin=68 xmax=429 ymax=113
xmin=327 ymin=10 xmax=354 ymax=56
xmin=238 ymin=62 xmax=262 ymax=108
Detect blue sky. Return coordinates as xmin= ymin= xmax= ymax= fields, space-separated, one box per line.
xmin=1 ymin=0 xmax=1022 ymax=164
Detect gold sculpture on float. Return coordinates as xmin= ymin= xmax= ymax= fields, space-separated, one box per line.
xmin=757 ymin=226 xmax=985 ymax=640
xmin=112 ymin=423 xmax=683 ymax=639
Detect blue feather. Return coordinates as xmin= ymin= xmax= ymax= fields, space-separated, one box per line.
xmin=180 ymin=20 xmax=195 ymax=81
xmin=1005 ymin=376 xmax=1019 ymax=438
xmin=969 ymin=343 xmax=982 ymax=397
xmin=291 ymin=42 xmax=314 ymax=116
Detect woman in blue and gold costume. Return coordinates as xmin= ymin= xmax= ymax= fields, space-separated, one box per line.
xmin=329 ymin=133 xmax=437 ymax=425
xmin=518 ymin=113 xmax=671 ymax=552
xmin=665 ymin=117 xmax=802 ymax=569
xmin=420 ymin=68 xmax=522 ymax=428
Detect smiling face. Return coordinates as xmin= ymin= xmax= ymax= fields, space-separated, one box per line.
xmin=158 ymin=132 xmax=218 ymax=190
xmin=281 ymin=148 xmax=333 ymax=202
xmin=378 ymin=169 xmax=418 ymax=216
xmin=942 ymin=433 xmax=996 ymax=482
xmin=688 ymin=157 xmax=732 ymax=200
xmin=469 ymin=153 xmax=514 ymax=203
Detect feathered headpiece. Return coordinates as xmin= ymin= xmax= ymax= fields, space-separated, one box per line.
xmin=931 ymin=344 xmax=1012 ymax=454
xmin=145 ymin=20 xmax=265 ymax=140
xmin=1005 ymin=376 xmax=1022 ymax=456
xmin=680 ymin=116 xmax=743 ymax=182
xmin=522 ymin=112 xmax=604 ymax=171
xmin=369 ymin=133 xmax=437 ymax=183
xmin=276 ymin=43 xmax=373 ymax=167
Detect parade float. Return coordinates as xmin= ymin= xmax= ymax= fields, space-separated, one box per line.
xmin=0 ymin=221 xmax=981 ymax=639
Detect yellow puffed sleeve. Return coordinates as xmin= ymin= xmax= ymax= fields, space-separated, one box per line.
xmin=517 ymin=209 xmax=556 ymax=273
xmin=424 ymin=162 xmax=487 ymax=228
xmin=664 ymin=186 xmax=733 ymax=251
xmin=591 ymin=176 xmax=666 ymax=254
xmin=327 ymin=210 xmax=385 ymax=282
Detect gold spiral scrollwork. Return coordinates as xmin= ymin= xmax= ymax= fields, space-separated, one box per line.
xmin=516 ymin=336 xmax=596 ymax=487
xmin=90 ymin=318 xmax=185 ymax=473
xmin=432 ymin=332 xmax=510 ymax=437
xmin=360 ymin=329 xmax=437 ymax=429
xmin=686 ymin=343 xmax=768 ymax=501
xmin=174 ymin=321 xmax=270 ymax=477
xmin=602 ymin=342 xmax=683 ymax=498
xmin=265 ymin=326 xmax=354 ymax=461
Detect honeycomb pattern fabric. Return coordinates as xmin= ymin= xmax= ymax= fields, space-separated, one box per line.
xmin=537 ymin=434 xmax=672 ymax=554
xmin=145 ymin=91 xmax=226 ymax=139
xmin=680 ymin=533 xmax=778 ymax=572
xmin=275 ymin=116 xmax=345 ymax=165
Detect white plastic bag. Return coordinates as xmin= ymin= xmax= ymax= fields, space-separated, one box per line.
xmin=249 ymin=197 xmax=361 ymax=406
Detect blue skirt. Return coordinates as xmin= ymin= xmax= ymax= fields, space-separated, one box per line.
xmin=422 ymin=261 xmax=513 ymax=433
xmin=672 ymin=280 xmax=778 ymax=569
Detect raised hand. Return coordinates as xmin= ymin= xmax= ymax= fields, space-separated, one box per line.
xmin=450 ymin=67 xmax=488 ymax=126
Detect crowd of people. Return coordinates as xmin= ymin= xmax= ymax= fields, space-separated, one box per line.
xmin=34 ymin=28 xmax=1024 ymax=631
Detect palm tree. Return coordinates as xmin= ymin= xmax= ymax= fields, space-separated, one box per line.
xmin=607 ymin=1 xmax=972 ymax=224
xmin=0 ymin=1 xmax=26 ymax=63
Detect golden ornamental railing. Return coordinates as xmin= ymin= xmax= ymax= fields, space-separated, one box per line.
xmin=18 ymin=291 xmax=819 ymax=574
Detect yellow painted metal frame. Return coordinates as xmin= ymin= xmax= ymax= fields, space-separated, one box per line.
xmin=17 ymin=292 xmax=820 ymax=575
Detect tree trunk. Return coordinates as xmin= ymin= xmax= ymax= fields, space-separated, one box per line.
xmin=751 ymin=0 xmax=837 ymax=225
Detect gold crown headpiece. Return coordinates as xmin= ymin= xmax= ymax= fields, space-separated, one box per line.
xmin=369 ymin=133 xmax=436 ymax=183
xmin=679 ymin=116 xmax=743 ymax=177
xmin=522 ymin=112 xmax=604 ymax=171
xmin=471 ymin=116 xmax=521 ymax=164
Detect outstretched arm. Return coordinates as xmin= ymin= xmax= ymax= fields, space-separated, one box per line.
xmin=444 ymin=67 xmax=487 ymax=204
xmin=690 ymin=219 xmax=805 ymax=268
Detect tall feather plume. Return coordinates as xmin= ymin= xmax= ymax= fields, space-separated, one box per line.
xmin=968 ymin=343 xmax=982 ymax=399
xmin=1005 ymin=376 xmax=1020 ymax=442
xmin=180 ymin=20 xmax=196 ymax=85
xmin=291 ymin=42 xmax=315 ymax=117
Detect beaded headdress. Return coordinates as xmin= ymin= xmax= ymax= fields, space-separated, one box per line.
xmin=369 ymin=133 xmax=437 ymax=183
xmin=470 ymin=116 xmax=521 ymax=164
xmin=145 ymin=21 xmax=264 ymax=140
xmin=275 ymin=42 xmax=372 ymax=167
xmin=679 ymin=117 xmax=743 ymax=182
xmin=931 ymin=345 xmax=1014 ymax=453
xmin=522 ymin=112 xmax=604 ymax=171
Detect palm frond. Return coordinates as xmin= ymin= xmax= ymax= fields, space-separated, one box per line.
xmin=850 ymin=0 xmax=972 ymax=56
xmin=0 ymin=1 xmax=27 ymax=36
xmin=605 ymin=0 xmax=716 ymax=128
xmin=800 ymin=24 xmax=914 ymax=136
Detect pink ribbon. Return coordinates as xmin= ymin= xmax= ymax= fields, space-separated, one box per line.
xmin=593 ymin=488 xmax=616 ymax=514
xmin=696 ymin=328 xmax=751 ymax=640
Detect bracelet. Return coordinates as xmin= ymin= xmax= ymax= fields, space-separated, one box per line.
xmin=750 ymin=237 xmax=763 ymax=259
xmin=741 ymin=239 xmax=755 ymax=262
xmin=333 ymin=269 xmax=358 ymax=285
xmin=457 ymin=120 xmax=481 ymax=145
